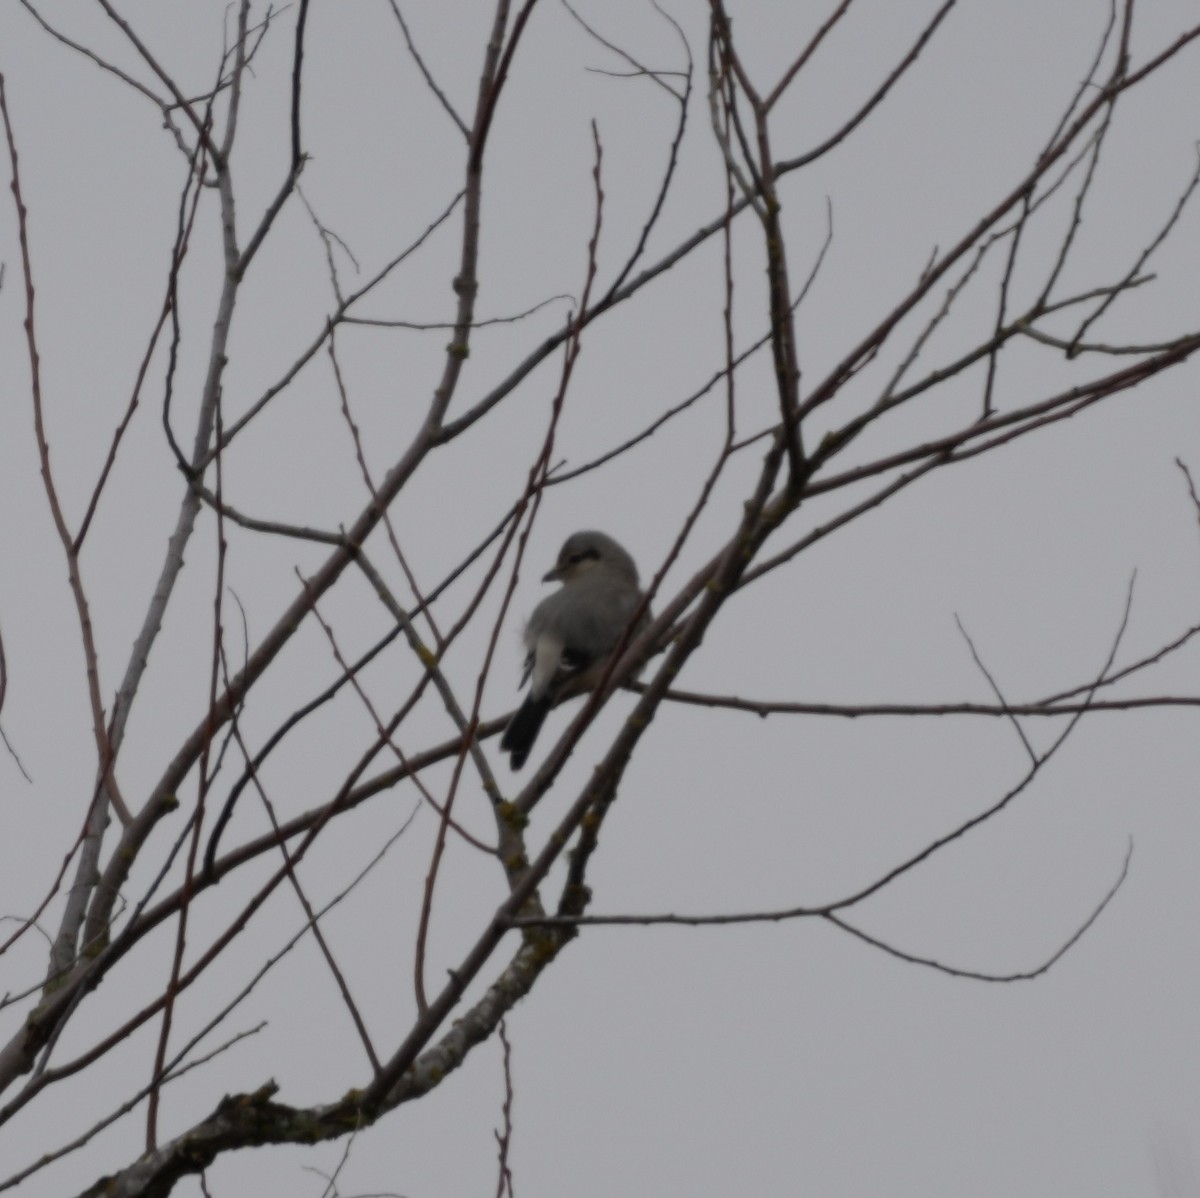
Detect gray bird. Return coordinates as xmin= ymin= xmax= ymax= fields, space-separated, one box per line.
xmin=501 ymin=531 xmax=646 ymax=770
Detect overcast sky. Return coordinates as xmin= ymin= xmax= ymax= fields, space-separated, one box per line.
xmin=1 ymin=2 xmax=1199 ymax=1196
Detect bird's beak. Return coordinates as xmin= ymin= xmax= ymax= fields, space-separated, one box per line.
xmin=542 ymin=565 xmax=563 ymax=583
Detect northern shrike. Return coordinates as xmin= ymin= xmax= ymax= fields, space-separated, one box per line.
xmin=500 ymin=531 xmax=646 ymax=770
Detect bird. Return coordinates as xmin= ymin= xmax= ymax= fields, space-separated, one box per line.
xmin=500 ymin=531 xmax=646 ymax=770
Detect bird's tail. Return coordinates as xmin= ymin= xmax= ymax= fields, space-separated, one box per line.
xmin=501 ymin=693 xmax=552 ymax=770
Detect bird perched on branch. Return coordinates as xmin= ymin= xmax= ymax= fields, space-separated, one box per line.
xmin=500 ymin=531 xmax=646 ymax=770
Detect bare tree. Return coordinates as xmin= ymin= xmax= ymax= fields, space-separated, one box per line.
xmin=1 ymin=2 xmax=1198 ymax=1194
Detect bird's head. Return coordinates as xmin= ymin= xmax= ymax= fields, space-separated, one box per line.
xmin=543 ymin=530 xmax=639 ymax=585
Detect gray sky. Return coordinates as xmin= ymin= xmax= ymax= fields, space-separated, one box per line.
xmin=1 ymin=2 xmax=1199 ymax=1195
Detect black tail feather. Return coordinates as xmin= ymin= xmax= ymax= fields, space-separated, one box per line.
xmin=501 ymin=694 xmax=552 ymax=770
